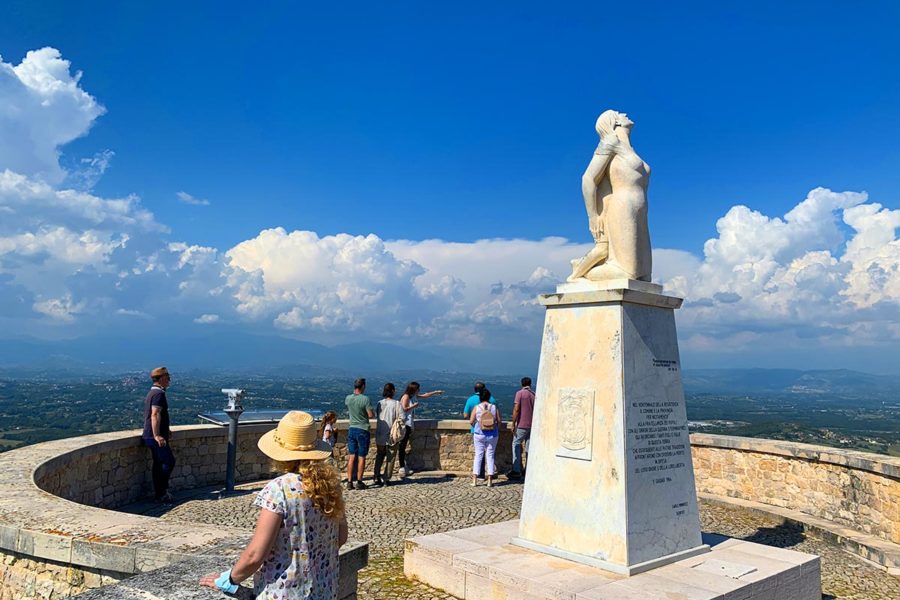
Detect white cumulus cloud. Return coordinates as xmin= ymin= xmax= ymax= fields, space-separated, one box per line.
xmin=33 ymin=293 xmax=86 ymax=323
xmin=225 ymin=228 xmax=446 ymax=337
xmin=0 ymin=48 xmax=105 ymax=184
xmin=194 ymin=313 xmax=220 ymax=324
xmin=658 ymin=188 xmax=899 ymax=352
xmin=176 ymin=191 xmax=210 ymax=206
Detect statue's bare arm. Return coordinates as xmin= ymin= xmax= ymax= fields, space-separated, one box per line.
xmin=582 ymin=151 xmax=613 ymax=241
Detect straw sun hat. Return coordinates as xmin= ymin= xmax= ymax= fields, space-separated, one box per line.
xmin=258 ymin=411 xmax=333 ymax=462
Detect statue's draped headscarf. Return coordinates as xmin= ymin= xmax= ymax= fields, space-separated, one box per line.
xmin=594 ymin=110 xmax=623 ymax=155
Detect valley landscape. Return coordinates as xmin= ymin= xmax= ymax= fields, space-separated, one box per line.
xmin=1 ymin=367 xmax=897 ymax=456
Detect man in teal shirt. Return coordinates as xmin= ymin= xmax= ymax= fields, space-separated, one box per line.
xmin=462 ymin=381 xmax=489 ymax=432
xmin=345 ymin=378 xmax=374 ymax=490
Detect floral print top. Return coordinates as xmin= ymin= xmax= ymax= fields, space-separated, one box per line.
xmin=253 ymin=473 xmax=340 ymax=600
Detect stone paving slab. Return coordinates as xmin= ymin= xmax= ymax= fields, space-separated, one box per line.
xmin=74 ymin=555 xmax=231 ymax=600
xmin=73 ymin=542 xmax=369 ymax=600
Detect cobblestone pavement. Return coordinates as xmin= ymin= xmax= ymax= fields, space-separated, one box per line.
xmin=136 ymin=474 xmax=899 ymax=600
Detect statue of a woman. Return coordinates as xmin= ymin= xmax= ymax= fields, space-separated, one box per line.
xmin=568 ymin=110 xmax=652 ymax=282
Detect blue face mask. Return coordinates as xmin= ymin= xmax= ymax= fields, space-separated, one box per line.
xmin=215 ymin=570 xmax=239 ymax=594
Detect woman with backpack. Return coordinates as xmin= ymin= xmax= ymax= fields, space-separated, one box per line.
xmin=374 ymin=383 xmax=402 ymax=486
xmin=469 ymin=388 xmax=501 ymax=487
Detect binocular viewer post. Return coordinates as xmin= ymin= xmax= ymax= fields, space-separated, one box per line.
xmin=222 ymin=388 xmax=246 ymax=492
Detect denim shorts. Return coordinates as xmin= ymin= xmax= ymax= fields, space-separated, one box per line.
xmin=346 ymin=427 xmax=371 ymax=456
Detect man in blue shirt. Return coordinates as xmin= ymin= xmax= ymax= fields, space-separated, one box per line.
xmin=142 ymin=366 xmax=176 ymax=503
xmin=462 ymin=381 xmax=492 ymax=478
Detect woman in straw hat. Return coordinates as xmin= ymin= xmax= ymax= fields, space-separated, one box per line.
xmin=200 ymin=411 xmax=348 ymax=599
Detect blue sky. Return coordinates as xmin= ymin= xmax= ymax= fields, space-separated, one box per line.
xmin=0 ymin=2 xmax=898 ymax=372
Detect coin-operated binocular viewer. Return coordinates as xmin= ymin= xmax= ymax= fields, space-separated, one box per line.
xmin=222 ymin=388 xmax=245 ymax=492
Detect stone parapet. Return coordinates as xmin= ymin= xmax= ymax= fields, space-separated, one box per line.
xmin=690 ymin=433 xmax=900 ymax=561
xmin=0 ymin=420 xmax=897 ymax=598
xmin=0 ymin=424 xmax=368 ymax=599
xmin=691 ymin=433 xmax=900 ymax=479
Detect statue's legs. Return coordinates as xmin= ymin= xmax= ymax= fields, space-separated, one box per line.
xmin=585 ymin=261 xmax=634 ymax=281
xmin=567 ymin=242 xmax=609 ymax=281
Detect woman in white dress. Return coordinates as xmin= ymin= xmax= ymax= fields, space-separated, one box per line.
xmin=200 ymin=411 xmax=349 ymax=599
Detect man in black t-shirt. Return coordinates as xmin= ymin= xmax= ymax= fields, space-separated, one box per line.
xmin=142 ymin=366 xmax=176 ymax=503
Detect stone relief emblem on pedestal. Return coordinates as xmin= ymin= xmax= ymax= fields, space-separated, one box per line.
xmin=557 ymin=388 xmax=594 ymax=460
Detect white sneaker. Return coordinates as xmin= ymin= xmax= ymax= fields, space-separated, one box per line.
xmin=399 ymin=467 xmax=407 ymax=477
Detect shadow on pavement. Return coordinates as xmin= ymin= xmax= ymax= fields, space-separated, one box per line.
xmin=741 ymin=520 xmax=806 ymax=549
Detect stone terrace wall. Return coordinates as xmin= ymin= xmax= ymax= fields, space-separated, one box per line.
xmin=0 ymin=551 xmax=128 ymax=600
xmin=0 ymin=426 xmax=368 ymax=600
xmin=34 ymin=424 xmax=277 ymax=508
xmin=2 ymin=421 xmax=896 ymax=599
xmin=28 ymin=423 xmax=899 ymax=551
xmin=691 ymin=434 xmax=900 ymax=551
xmin=33 ymin=421 xmax=513 ymax=509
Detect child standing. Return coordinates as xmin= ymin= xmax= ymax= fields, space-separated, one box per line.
xmin=321 ymin=411 xmax=338 ymax=448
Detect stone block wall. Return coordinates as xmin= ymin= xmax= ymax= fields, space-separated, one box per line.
xmin=32 ymin=420 xmax=515 ymax=512
xmin=30 ymin=424 xmax=898 ymax=551
xmin=33 ymin=425 xmax=280 ymax=509
xmin=691 ymin=434 xmax=900 ymax=547
xmin=0 ymin=549 xmax=127 ymax=599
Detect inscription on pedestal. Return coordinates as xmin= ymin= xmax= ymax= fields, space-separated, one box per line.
xmin=556 ymin=388 xmax=594 ymax=461
xmin=628 ymin=398 xmax=688 ymax=478
xmin=626 ymin=357 xmax=693 ymax=519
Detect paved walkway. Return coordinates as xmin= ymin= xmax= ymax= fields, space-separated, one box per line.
xmin=131 ymin=474 xmax=899 ymax=600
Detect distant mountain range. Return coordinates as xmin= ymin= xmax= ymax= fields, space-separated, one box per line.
xmin=682 ymin=369 xmax=900 ymax=397
xmin=0 ymin=332 xmax=538 ymax=376
xmin=2 ymin=335 xmax=898 ymax=397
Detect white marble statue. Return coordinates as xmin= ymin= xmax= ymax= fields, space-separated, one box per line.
xmin=568 ymin=110 xmax=652 ymax=282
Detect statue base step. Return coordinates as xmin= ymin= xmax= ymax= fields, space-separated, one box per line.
xmin=404 ymin=520 xmax=821 ymax=600
xmin=556 ymin=278 xmax=663 ymax=295
xmin=509 ymin=536 xmax=709 ymax=576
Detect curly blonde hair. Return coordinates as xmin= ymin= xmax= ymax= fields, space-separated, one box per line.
xmin=276 ymin=459 xmax=345 ymax=520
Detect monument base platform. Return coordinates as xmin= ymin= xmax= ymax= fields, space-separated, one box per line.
xmin=509 ymin=536 xmax=710 ymax=576
xmin=404 ymin=521 xmax=821 ymax=600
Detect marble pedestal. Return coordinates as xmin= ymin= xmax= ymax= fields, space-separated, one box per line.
xmin=403 ymin=280 xmax=822 ymax=598
xmin=512 ymin=281 xmax=707 ymax=575
xmin=405 ymin=521 xmax=822 ymax=600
